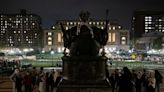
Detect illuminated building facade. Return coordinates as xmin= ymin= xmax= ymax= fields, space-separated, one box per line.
xmin=43 ymin=20 xmax=129 ymax=53
xmin=0 ymin=10 xmax=42 ymax=49
xmin=131 ymin=11 xmax=164 ymax=39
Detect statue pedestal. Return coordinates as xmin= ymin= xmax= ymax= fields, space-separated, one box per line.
xmin=56 ymin=79 xmax=111 ymax=92
xmin=56 ymin=56 xmax=111 ymax=92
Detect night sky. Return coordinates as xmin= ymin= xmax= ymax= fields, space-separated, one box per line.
xmin=0 ymin=0 xmax=164 ymax=29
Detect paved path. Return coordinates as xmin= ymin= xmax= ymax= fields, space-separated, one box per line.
xmin=0 ymin=77 xmax=12 ymax=92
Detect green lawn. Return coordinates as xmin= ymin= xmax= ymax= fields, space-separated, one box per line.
xmin=20 ymin=58 xmax=164 ymax=69
xmin=36 ymin=53 xmax=63 ymax=60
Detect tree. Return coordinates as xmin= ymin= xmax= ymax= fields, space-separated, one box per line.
xmin=152 ymin=37 xmax=163 ymax=50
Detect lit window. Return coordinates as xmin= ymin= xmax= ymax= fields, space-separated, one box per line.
xmin=145 ymin=22 xmax=148 ymax=24
xmin=145 ymin=16 xmax=152 ymax=20
xmin=109 ymin=27 xmax=111 ymax=30
xmin=118 ymin=26 xmax=121 ymax=29
xmin=101 ymin=26 xmax=104 ymax=29
xmin=93 ymin=22 xmax=95 ymax=25
xmin=24 ymin=31 xmax=26 ymax=33
xmin=108 ymin=32 xmax=115 ymax=42
xmin=121 ymin=41 xmax=126 ymax=45
xmin=26 ymin=39 xmax=29 ymax=41
xmin=70 ymin=22 xmax=73 ymax=25
xmin=145 ymin=30 xmax=148 ymax=33
xmin=18 ymin=31 xmax=20 ymax=33
xmin=113 ymin=27 xmax=115 ymax=30
xmin=48 ymin=41 xmax=52 ymax=45
xmin=14 ymin=31 xmax=16 ymax=33
xmin=112 ymin=33 xmax=115 ymax=42
xmin=159 ymin=19 xmax=162 ymax=21
xmin=28 ymin=41 xmax=32 ymax=44
xmin=48 ymin=32 xmax=52 ymax=36
xmin=32 ymin=23 xmax=35 ymax=25
xmin=108 ymin=33 xmax=112 ymax=42
xmin=67 ymin=22 xmax=69 ymax=25
xmin=58 ymin=33 xmax=62 ymax=42
xmin=145 ymin=27 xmax=148 ymax=29
xmin=121 ymin=36 xmax=126 ymax=45
xmin=121 ymin=37 xmax=126 ymax=40
xmin=48 ymin=37 xmax=52 ymax=40
xmin=100 ymin=22 xmax=103 ymax=25
xmin=74 ymin=22 xmax=77 ymax=25
xmin=89 ymin=22 xmax=92 ymax=25
xmin=66 ymin=27 xmax=68 ymax=30
xmin=162 ymin=30 xmax=164 ymax=32
xmin=148 ymin=22 xmax=152 ymax=24
xmin=97 ymin=22 xmax=99 ymax=25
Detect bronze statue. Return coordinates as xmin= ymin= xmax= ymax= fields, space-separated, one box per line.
xmin=60 ymin=11 xmax=109 ymax=56
xmin=57 ymin=10 xmax=111 ymax=92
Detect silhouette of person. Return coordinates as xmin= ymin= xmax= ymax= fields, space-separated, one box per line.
xmin=118 ymin=67 xmax=133 ymax=92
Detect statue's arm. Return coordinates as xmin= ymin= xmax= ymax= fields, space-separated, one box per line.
xmin=60 ymin=23 xmax=66 ymax=32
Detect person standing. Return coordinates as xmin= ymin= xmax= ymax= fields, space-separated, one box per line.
xmin=10 ymin=68 xmax=22 ymax=92
xmin=31 ymin=67 xmax=37 ymax=91
xmin=155 ymin=70 xmax=163 ymax=92
xmin=147 ymin=71 xmax=156 ymax=92
xmin=135 ymin=71 xmax=142 ymax=92
xmin=10 ymin=68 xmax=19 ymax=92
xmin=141 ymin=69 xmax=148 ymax=92
xmin=23 ymin=71 xmax=32 ymax=92
xmin=118 ymin=67 xmax=133 ymax=92
xmin=109 ymin=71 xmax=116 ymax=92
xmin=39 ymin=72 xmax=45 ymax=92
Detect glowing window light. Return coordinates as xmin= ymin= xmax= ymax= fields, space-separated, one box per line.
xmin=58 ymin=33 xmax=62 ymax=42
xmin=108 ymin=33 xmax=112 ymax=42
xmin=48 ymin=37 xmax=52 ymax=40
xmin=112 ymin=33 xmax=116 ymax=42
xmin=48 ymin=41 xmax=52 ymax=45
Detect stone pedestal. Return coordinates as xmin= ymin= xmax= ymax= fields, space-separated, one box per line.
xmin=56 ymin=56 xmax=111 ymax=92
xmin=56 ymin=79 xmax=111 ymax=92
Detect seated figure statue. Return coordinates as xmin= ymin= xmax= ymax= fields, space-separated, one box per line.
xmin=60 ymin=11 xmax=108 ymax=56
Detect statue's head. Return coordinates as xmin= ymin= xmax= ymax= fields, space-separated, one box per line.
xmin=79 ymin=11 xmax=90 ymax=22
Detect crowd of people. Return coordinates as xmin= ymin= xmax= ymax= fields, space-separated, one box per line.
xmin=0 ymin=59 xmax=20 ymax=68
xmin=9 ymin=66 xmax=163 ymax=92
xmin=10 ymin=67 xmax=62 ymax=92
xmin=106 ymin=67 xmax=163 ymax=92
